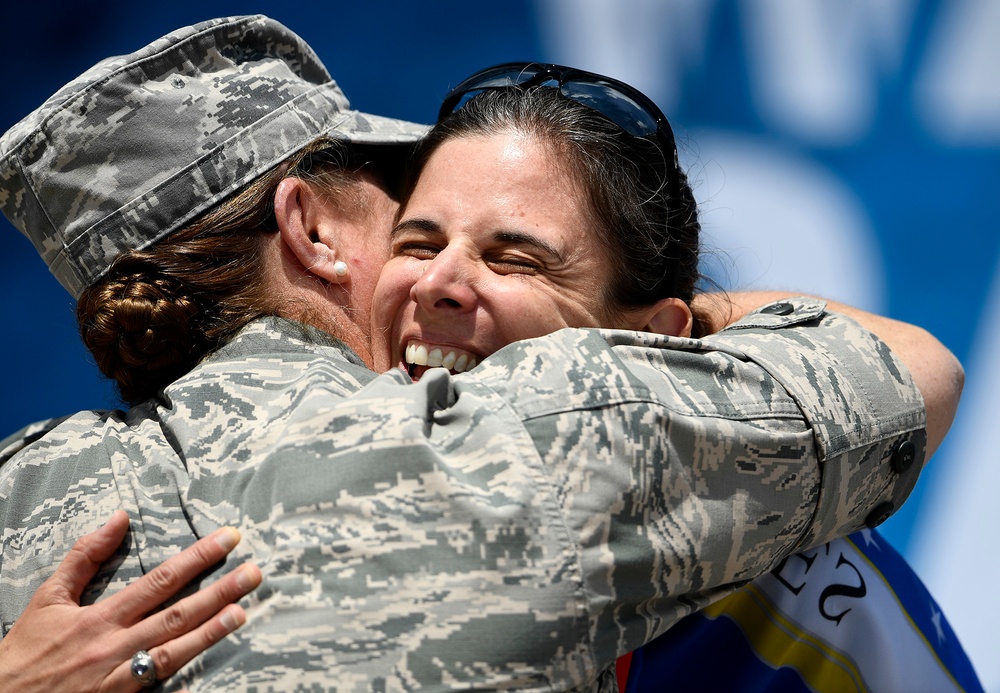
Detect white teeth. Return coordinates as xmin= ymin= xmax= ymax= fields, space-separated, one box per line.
xmin=404 ymin=342 xmax=429 ymax=366
xmin=404 ymin=341 xmax=477 ymax=373
xmin=427 ymin=347 xmax=444 ymax=368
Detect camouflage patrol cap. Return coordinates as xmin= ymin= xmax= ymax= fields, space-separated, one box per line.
xmin=0 ymin=14 xmax=428 ymax=298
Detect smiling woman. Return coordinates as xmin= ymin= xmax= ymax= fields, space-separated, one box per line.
xmin=373 ymin=84 xmax=700 ymax=377
xmin=375 ymin=131 xmax=630 ymax=377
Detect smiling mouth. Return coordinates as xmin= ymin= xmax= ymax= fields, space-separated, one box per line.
xmin=403 ymin=340 xmax=479 ymax=381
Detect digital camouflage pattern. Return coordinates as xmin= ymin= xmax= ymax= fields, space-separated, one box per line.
xmin=0 ymin=15 xmax=427 ymax=298
xmin=0 ymin=298 xmax=926 ymax=691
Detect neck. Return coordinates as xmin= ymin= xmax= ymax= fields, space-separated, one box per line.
xmin=306 ymin=303 xmax=374 ymax=368
xmin=262 ymin=233 xmax=377 ymax=369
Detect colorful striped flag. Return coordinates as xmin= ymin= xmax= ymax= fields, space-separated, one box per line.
xmin=620 ymin=530 xmax=983 ymax=692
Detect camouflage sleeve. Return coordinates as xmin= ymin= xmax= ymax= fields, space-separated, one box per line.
xmin=467 ymin=296 xmax=924 ymax=664
xmin=709 ymin=297 xmax=926 ymax=550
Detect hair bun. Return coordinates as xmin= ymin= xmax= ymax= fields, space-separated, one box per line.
xmin=78 ymin=261 xmax=204 ymax=402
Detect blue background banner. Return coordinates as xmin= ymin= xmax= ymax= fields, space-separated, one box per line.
xmin=2 ymin=2 xmax=996 ymax=689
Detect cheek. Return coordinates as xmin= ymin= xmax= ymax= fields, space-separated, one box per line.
xmin=513 ymin=294 xmax=607 ymax=339
xmin=490 ymin=289 xmax=579 ymax=342
xmin=372 ymin=261 xmax=420 ymax=329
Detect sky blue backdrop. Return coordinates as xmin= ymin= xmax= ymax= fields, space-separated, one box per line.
xmin=2 ymin=1 xmax=997 ymax=688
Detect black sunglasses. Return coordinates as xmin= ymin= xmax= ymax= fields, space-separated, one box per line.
xmin=438 ymin=62 xmax=679 ymax=179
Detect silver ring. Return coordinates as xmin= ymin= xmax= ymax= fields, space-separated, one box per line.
xmin=130 ymin=649 xmax=157 ymax=687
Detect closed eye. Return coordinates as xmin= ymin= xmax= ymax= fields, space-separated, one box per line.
xmin=395 ymin=241 xmax=441 ymax=260
xmin=485 ymin=256 xmax=543 ymax=274
xmin=391 ymin=218 xmax=445 ymax=259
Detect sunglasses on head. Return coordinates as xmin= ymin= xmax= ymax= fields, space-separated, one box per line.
xmin=438 ymin=61 xmax=679 ymax=176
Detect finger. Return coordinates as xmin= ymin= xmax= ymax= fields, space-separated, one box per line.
xmin=104 ymin=526 xmax=242 ymax=625
xmin=151 ymin=603 xmax=247 ymax=679
xmin=104 ymin=604 xmax=248 ymax=692
xmin=47 ymin=510 xmax=131 ymax=604
xmin=129 ymin=563 xmax=261 ymax=648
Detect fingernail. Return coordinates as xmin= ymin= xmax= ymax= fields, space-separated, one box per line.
xmin=235 ymin=564 xmax=260 ymax=591
xmin=214 ymin=527 xmax=240 ymax=552
xmin=220 ymin=604 xmax=246 ymax=633
xmin=103 ymin=510 xmax=129 ymax=529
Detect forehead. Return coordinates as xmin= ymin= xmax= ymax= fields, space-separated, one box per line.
xmin=410 ymin=131 xmax=590 ymax=218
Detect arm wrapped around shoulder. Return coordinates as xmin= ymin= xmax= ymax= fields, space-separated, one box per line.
xmin=709 ymin=297 xmax=930 ymax=549
xmin=383 ymin=305 xmax=946 ymax=669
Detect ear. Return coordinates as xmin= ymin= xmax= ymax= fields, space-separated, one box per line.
xmin=273 ymin=177 xmax=346 ymax=284
xmin=635 ymin=297 xmax=693 ymax=337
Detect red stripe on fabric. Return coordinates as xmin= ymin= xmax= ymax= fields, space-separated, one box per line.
xmin=616 ymin=653 xmax=632 ymax=691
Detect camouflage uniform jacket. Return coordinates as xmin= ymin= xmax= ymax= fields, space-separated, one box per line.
xmin=0 ymin=297 xmax=926 ymax=691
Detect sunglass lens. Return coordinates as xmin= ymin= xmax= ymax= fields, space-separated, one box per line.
xmin=471 ymin=66 xmax=542 ymax=89
xmin=441 ymin=65 xmax=544 ymax=119
xmin=560 ymin=81 xmax=660 ymax=137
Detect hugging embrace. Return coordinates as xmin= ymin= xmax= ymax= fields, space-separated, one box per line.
xmin=0 ymin=14 xmax=977 ymax=693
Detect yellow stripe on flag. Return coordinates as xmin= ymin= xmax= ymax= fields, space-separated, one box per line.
xmin=702 ymin=583 xmax=870 ymax=692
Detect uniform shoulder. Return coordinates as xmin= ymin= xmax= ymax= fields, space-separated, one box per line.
xmin=0 ymin=416 xmax=74 ymax=464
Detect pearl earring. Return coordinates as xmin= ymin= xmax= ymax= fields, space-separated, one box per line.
xmin=333 ymin=261 xmax=348 ymax=277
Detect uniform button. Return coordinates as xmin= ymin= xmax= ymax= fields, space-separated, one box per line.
xmin=891 ymin=439 xmax=916 ymax=473
xmin=865 ymin=501 xmax=894 ymax=528
xmin=760 ymin=302 xmax=794 ymax=316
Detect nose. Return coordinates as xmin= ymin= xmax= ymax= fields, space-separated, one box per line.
xmin=410 ymin=247 xmax=478 ymax=313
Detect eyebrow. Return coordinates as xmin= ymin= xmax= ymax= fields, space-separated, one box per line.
xmin=391 ymin=218 xmax=440 ymax=238
xmin=493 ymin=230 xmax=562 ymax=262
